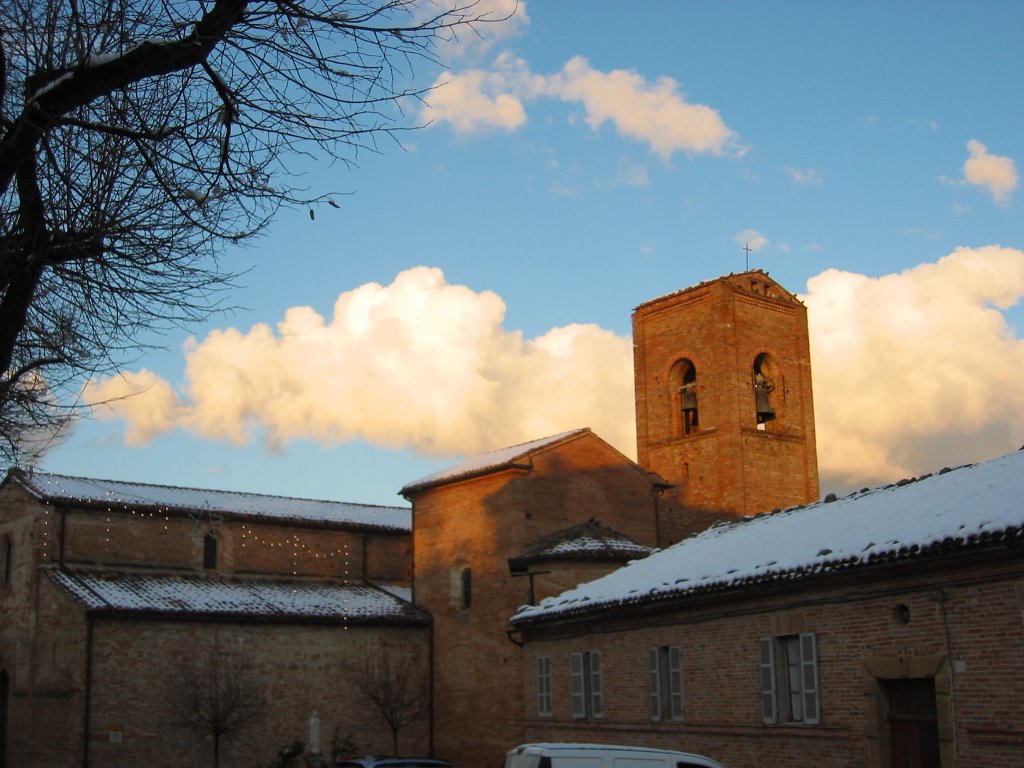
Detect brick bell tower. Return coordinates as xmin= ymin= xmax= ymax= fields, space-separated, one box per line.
xmin=633 ymin=270 xmax=819 ymax=537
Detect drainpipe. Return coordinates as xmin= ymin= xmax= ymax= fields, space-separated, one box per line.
xmin=428 ymin=622 xmax=435 ymax=757
xmin=82 ymin=616 xmax=95 ymax=768
xmin=935 ymin=589 xmax=960 ymax=763
xmin=651 ymin=483 xmax=671 ymax=549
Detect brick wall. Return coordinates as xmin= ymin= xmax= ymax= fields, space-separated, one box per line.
xmin=516 ymin=556 xmax=1024 ymax=768
xmin=53 ymin=503 xmax=410 ymax=584
xmin=411 ymin=432 xmax=662 ymax=768
xmin=633 ymin=273 xmax=819 ymax=531
xmin=83 ymin=620 xmax=430 ymax=768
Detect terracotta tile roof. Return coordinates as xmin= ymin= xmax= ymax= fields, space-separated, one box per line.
xmin=12 ymin=469 xmax=410 ymax=533
xmin=515 ymin=518 xmax=653 ymax=563
xmin=48 ymin=567 xmax=429 ymax=625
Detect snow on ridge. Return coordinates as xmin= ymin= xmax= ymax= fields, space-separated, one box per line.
xmin=401 ymin=428 xmax=589 ymax=494
xmin=16 ymin=470 xmax=410 ymax=532
xmin=48 ymin=568 xmax=427 ymax=623
xmin=543 ymin=535 xmax=652 ymax=558
xmin=513 ymin=450 xmax=1024 ymax=623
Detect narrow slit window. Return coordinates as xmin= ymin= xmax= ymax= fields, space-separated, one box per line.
xmin=2 ymin=534 xmax=11 ymax=584
xmin=460 ymin=566 xmax=472 ymax=609
xmin=203 ymin=531 xmax=218 ymax=570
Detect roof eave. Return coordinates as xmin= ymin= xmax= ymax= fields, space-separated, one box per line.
xmin=510 ymin=533 xmax=1024 ymax=630
xmin=401 ymin=461 xmax=533 ymax=497
xmin=81 ymin=607 xmax=432 ymax=626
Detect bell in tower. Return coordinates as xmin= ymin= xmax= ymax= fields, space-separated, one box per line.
xmin=680 ymin=383 xmax=698 ymax=433
xmin=674 ymin=359 xmax=699 ymax=435
xmin=753 ymin=352 xmax=776 ymax=424
xmin=754 ymin=373 xmax=775 ymax=423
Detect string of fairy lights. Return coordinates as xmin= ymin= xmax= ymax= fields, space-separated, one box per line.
xmin=32 ymin=471 xmax=360 ymax=627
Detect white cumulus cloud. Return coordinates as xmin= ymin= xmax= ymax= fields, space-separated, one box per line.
xmin=424 ymin=55 xmax=741 ymax=158
xmin=803 ymin=245 xmax=1024 ymax=490
xmin=735 ymin=229 xmax=769 ymax=252
xmin=434 ymin=0 xmax=530 ymax=60
xmin=963 ymin=139 xmax=1018 ymax=205
xmin=87 ymin=267 xmax=635 ymax=457
xmin=86 ymin=370 xmax=183 ymax=446
xmin=425 ymin=66 xmax=528 ymax=133
xmin=541 ymin=56 xmax=740 ymax=159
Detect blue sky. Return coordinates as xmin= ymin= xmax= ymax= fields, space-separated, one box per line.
xmin=40 ymin=0 xmax=1024 ymax=507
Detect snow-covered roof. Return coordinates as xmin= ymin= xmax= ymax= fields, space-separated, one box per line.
xmin=11 ymin=469 xmax=410 ymax=533
xmin=48 ymin=567 xmax=429 ymax=624
xmin=515 ymin=519 xmax=653 ymax=563
xmin=401 ymin=429 xmax=590 ymax=495
xmin=512 ymin=450 xmax=1024 ymax=626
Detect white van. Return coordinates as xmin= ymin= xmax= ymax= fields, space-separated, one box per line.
xmin=503 ymin=743 xmax=724 ymax=768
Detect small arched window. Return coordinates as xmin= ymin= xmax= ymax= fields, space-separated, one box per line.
xmin=203 ymin=531 xmax=218 ymax=570
xmin=460 ymin=566 xmax=472 ymax=609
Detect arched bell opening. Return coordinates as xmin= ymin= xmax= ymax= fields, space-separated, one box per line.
xmin=753 ymin=352 xmax=778 ymax=429
xmin=670 ymin=358 xmax=699 ymax=435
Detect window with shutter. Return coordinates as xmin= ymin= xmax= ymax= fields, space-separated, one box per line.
xmin=570 ymin=651 xmax=602 ymax=719
xmin=759 ymin=636 xmax=778 ymax=724
xmin=668 ymin=645 xmax=684 ymax=720
xmin=648 ymin=648 xmax=662 ymax=721
xmin=800 ymin=633 xmax=820 ymax=725
xmin=570 ymin=652 xmax=585 ymax=719
xmin=649 ymin=646 xmax=685 ymax=722
xmin=537 ymin=656 xmax=552 ymax=716
xmin=589 ymin=651 xmax=603 ymax=718
xmin=759 ymin=633 xmax=820 ymax=725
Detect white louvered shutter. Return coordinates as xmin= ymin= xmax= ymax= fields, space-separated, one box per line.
xmin=799 ymin=633 xmax=820 ymax=725
xmin=648 ymin=648 xmax=662 ymax=720
xmin=589 ymin=651 xmax=603 ymax=718
xmin=570 ymin=652 xmax=585 ymax=718
xmin=759 ymin=637 xmax=777 ymax=724
xmin=537 ymin=656 xmax=551 ymax=715
xmin=668 ymin=645 xmax=684 ymax=720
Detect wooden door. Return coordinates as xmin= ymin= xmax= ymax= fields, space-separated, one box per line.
xmin=887 ymin=678 xmax=940 ymax=768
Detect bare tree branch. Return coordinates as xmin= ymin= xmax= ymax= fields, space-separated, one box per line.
xmin=350 ymin=646 xmax=428 ymax=756
xmin=169 ymin=639 xmax=266 ymax=768
xmin=0 ymin=0 xmax=503 ymax=463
